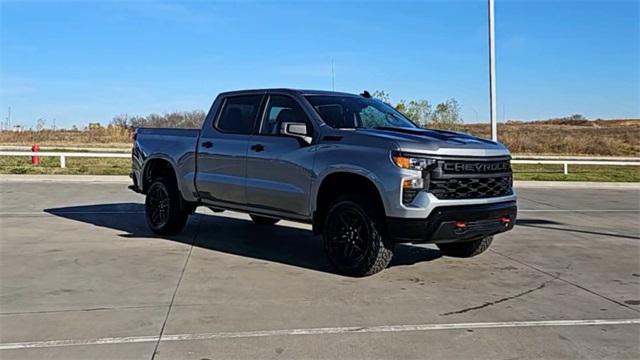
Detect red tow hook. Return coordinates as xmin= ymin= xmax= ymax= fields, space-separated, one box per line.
xmin=454 ymin=221 xmax=466 ymax=229
xmin=500 ymin=216 xmax=512 ymax=226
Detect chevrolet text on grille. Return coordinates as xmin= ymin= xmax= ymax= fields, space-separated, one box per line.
xmin=442 ymin=162 xmax=510 ymax=172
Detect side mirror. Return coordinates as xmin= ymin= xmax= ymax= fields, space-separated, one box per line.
xmin=280 ymin=122 xmax=312 ymax=144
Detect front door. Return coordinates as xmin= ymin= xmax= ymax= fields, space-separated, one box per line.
xmin=245 ymin=95 xmax=316 ymax=217
xmin=196 ymin=94 xmax=263 ymax=206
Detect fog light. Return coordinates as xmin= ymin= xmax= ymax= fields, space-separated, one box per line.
xmin=402 ymin=178 xmax=424 ymax=189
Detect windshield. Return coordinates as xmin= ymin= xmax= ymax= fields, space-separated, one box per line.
xmin=306 ymin=95 xmax=418 ymax=129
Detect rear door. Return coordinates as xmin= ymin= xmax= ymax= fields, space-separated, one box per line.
xmin=196 ymin=94 xmax=264 ymax=205
xmin=245 ymin=94 xmax=316 ymax=217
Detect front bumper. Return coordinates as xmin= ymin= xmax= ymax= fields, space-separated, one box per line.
xmin=386 ymin=200 xmax=517 ymax=244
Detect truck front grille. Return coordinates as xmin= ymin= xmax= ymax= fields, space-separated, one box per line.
xmin=427 ymin=157 xmax=513 ymax=200
xmin=430 ymin=175 xmax=512 ymax=200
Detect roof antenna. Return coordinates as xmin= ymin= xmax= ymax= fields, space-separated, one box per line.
xmin=331 ymin=58 xmax=335 ymax=91
xmin=360 ymin=90 xmax=371 ymax=98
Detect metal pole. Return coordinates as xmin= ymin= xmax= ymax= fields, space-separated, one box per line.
xmin=488 ymin=0 xmax=498 ymax=141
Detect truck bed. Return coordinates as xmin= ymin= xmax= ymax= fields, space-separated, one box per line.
xmin=132 ymin=127 xmax=201 ymax=201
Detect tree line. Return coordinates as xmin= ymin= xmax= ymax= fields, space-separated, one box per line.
xmin=110 ymin=111 xmax=206 ymax=129
xmin=371 ymin=90 xmax=462 ymax=129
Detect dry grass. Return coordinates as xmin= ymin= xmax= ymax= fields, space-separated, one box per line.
xmin=0 ymin=127 xmax=131 ymax=148
xmin=2 ymin=119 xmax=639 ymax=156
xmin=458 ymin=120 xmax=640 ymax=156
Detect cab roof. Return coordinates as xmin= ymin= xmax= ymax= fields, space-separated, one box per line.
xmin=218 ymin=88 xmax=361 ymax=98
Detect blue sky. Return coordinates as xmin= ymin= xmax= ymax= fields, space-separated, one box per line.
xmin=1 ymin=0 xmax=638 ymax=129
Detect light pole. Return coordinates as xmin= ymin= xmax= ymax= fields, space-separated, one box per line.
xmin=488 ymin=0 xmax=498 ymax=141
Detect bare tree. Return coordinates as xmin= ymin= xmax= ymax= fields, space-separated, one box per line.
xmin=35 ymin=118 xmax=46 ymax=132
xmin=109 ymin=111 xmax=206 ymax=129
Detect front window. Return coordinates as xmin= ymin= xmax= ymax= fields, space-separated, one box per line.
xmin=306 ymin=95 xmax=417 ymax=129
xmin=216 ymin=95 xmax=263 ymax=134
xmin=260 ymin=95 xmax=312 ymax=135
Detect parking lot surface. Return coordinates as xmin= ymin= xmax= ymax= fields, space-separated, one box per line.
xmin=1 ymin=179 xmax=639 ymax=359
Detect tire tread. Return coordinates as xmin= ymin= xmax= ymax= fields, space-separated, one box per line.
xmin=324 ymin=195 xmax=393 ymax=277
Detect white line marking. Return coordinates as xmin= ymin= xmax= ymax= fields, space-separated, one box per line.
xmin=0 ymin=335 xmax=158 ymax=350
xmin=519 ymin=209 xmax=639 ymax=213
xmin=1 ymin=319 xmax=638 ymax=350
xmin=0 ymin=211 xmax=144 ymax=215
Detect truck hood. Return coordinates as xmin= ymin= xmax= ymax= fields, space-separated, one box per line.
xmin=355 ymin=127 xmax=510 ymax=157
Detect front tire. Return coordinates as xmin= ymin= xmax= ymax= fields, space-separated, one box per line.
xmin=323 ymin=198 xmax=393 ymax=277
xmin=437 ymin=236 xmax=493 ymax=257
xmin=145 ymin=177 xmax=189 ymax=235
xmin=250 ymin=214 xmax=280 ymax=226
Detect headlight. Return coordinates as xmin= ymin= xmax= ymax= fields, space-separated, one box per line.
xmin=391 ymin=152 xmax=436 ymax=171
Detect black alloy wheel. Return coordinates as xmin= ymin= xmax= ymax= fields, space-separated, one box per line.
xmin=146 ymin=184 xmax=170 ymax=229
xmin=144 ymin=177 xmax=190 ymax=235
xmin=323 ymin=197 xmax=393 ymax=277
xmin=326 ymin=206 xmax=371 ymax=269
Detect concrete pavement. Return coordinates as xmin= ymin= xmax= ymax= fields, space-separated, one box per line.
xmin=0 ymin=181 xmax=639 ymax=359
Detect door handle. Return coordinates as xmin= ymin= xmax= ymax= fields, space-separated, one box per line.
xmin=201 ymin=141 xmax=213 ymax=148
xmin=250 ymin=144 xmax=265 ymax=152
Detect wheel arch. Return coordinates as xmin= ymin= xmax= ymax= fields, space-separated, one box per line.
xmin=141 ymin=155 xmax=180 ymax=194
xmin=311 ymin=169 xmax=387 ymax=234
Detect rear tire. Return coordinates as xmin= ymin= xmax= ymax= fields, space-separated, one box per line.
xmin=145 ymin=177 xmax=189 ymax=235
xmin=250 ymin=214 xmax=280 ymax=226
xmin=437 ymin=236 xmax=493 ymax=258
xmin=323 ymin=196 xmax=393 ymax=277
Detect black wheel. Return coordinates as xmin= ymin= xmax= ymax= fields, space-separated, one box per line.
xmin=250 ymin=214 xmax=280 ymax=226
xmin=145 ymin=177 xmax=189 ymax=235
xmin=323 ymin=197 xmax=393 ymax=277
xmin=437 ymin=236 xmax=494 ymax=258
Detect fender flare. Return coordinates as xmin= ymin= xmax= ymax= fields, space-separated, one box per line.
xmin=141 ymin=154 xmax=181 ymax=193
xmin=310 ymin=165 xmax=389 ymax=216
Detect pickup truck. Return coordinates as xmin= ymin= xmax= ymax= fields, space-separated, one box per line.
xmin=130 ymin=89 xmax=517 ymax=276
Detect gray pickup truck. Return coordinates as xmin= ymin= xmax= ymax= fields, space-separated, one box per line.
xmin=130 ymin=89 xmax=517 ymax=276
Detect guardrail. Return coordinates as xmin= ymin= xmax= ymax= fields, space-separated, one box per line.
xmin=0 ymin=151 xmax=639 ymax=174
xmin=0 ymin=151 xmax=130 ymax=168
xmin=511 ymin=159 xmax=640 ymax=175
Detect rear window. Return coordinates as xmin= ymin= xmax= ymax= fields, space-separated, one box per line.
xmin=216 ymin=95 xmax=263 ymax=134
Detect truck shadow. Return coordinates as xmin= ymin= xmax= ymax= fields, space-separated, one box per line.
xmin=516 ymin=219 xmax=640 ymax=240
xmin=44 ymin=203 xmax=442 ymax=275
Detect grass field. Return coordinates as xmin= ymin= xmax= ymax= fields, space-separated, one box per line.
xmin=511 ymin=163 xmax=639 ymax=182
xmin=1 ymin=156 xmax=638 ymax=182
xmin=0 ymin=156 xmax=129 ymax=175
